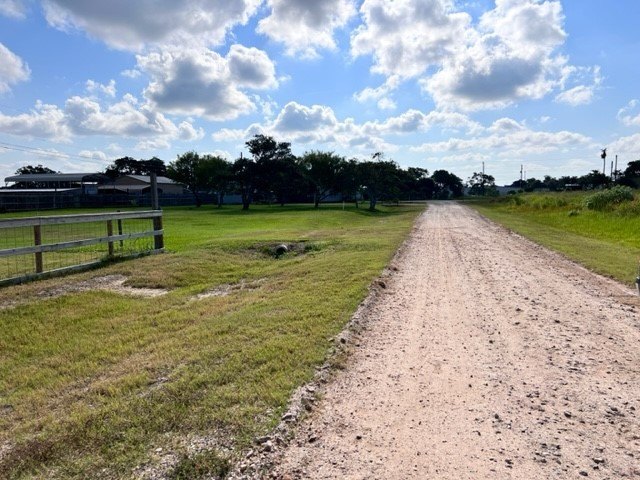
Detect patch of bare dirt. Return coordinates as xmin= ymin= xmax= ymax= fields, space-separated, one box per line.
xmin=262 ymin=202 xmax=640 ymax=479
xmin=195 ymin=278 xmax=266 ymax=299
xmin=36 ymin=274 xmax=169 ymax=299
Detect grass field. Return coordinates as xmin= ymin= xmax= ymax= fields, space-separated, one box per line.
xmin=468 ymin=191 xmax=640 ymax=286
xmin=0 ymin=203 xmax=423 ymax=479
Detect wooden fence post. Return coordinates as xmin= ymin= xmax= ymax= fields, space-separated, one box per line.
xmin=106 ymin=220 xmax=114 ymax=257
xmin=153 ymin=215 xmax=164 ymax=251
xmin=33 ymin=224 xmax=43 ymax=273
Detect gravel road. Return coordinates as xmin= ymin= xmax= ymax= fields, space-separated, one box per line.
xmin=272 ymin=202 xmax=640 ymax=479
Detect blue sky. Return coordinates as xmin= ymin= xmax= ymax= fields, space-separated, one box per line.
xmin=0 ymin=0 xmax=639 ymax=185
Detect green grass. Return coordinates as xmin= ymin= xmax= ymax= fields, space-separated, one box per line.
xmin=467 ymin=191 xmax=640 ymax=285
xmin=0 ymin=203 xmax=423 ymax=479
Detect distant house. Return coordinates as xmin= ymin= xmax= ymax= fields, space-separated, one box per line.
xmin=99 ymin=175 xmax=185 ymax=195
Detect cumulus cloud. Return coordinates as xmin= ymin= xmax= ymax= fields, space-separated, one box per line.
xmin=354 ymin=75 xmax=401 ymax=110
xmin=610 ymin=133 xmax=640 ymax=158
xmin=351 ymin=0 xmax=472 ymax=78
xmin=0 ymin=94 xmax=203 ymax=151
xmin=0 ymin=42 xmax=30 ymax=93
xmin=273 ymin=102 xmax=338 ymax=132
xmin=42 ymin=0 xmax=262 ymax=50
xmin=0 ymin=0 xmax=26 ymax=18
xmin=0 ymin=101 xmax=71 ymax=141
xmin=555 ymin=66 xmax=602 ymax=106
xmin=86 ymin=79 xmax=116 ymax=97
xmin=258 ymin=0 xmax=356 ymax=58
xmin=78 ymin=149 xmax=108 ymax=161
xmin=352 ymin=0 xmax=575 ymax=111
xmin=212 ymin=103 xmax=481 ymax=153
xmin=227 ymin=45 xmax=278 ymax=89
xmin=138 ymin=46 xmax=276 ymax=120
xmin=178 ymin=120 xmax=205 ymax=141
xmin=617 ymin=100 xmax=640 ymax=127
xmin=412 ymin=122 xmax=591 ymax=155
xmin=64 ymin=95 xmax=178 ymax=137
xmin=424 ymin=0 xmax=569 ymax=110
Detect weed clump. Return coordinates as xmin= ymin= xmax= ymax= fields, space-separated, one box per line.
xmin=583 ymin=186 xmax=634 ymax=211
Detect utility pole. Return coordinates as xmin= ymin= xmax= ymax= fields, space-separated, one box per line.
xmin=520 ymin=164 xmax=523 ymax=189
xmin=601 ymin=148 xmax=607 ymax=175
xmin=614 ymin=155 xmax=618 ymax=181
xmin=482 ymin=162 xmax=485 ymax=196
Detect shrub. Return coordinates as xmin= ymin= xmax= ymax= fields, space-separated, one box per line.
xmin=583 ymin=186 xmax=634 ymax=211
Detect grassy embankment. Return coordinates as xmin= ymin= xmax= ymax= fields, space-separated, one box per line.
xmin=0 ymin=203 xmax=423 ymax=479
xmin=468 ymin=190 xmax=640 ymax=285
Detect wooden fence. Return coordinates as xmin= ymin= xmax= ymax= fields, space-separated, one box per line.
xmin=0 ymin=210 xmax=163 ymax=286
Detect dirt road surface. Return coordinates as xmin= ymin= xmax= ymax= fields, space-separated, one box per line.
xmin=272 ymin=202 xmax=640 ymax=479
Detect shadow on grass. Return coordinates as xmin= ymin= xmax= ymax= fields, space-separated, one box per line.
xmin=171 ymin=203 xmax=419 ymax=218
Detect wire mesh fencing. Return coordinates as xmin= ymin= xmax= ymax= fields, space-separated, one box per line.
xmin=0 ymin=211 xmax=163 ymax=286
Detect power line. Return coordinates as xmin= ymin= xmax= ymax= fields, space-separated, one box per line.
xmin=0 ymin=141 xmax=105 ymax=162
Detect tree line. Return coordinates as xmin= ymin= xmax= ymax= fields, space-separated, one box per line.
xmin=104 ymin=135 xmax=464 ymax=210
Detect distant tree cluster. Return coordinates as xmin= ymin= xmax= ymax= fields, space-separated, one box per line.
xmin=506 ymin=165 xmax=640 ymax=193
xmin=164 ymin=135 xmax=464 ymax=210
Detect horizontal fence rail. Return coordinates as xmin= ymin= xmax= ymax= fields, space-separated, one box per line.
xmin=0 ymin=210 xmax=163 ymax=286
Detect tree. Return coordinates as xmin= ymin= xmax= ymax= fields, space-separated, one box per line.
xmin=15 ymin=164 xmax=56 ymax=175
xmin=245 ymin=134 xmax=304 ymax=206
xmin=336 ymin=158 xmax=362 ymax=207
xmin=197 ymin=155 xmax=232 ymax=207
xmin=358 ymin=154 xmax=402 ymax=211
xmin=578 ymin=170 xmax=610 ymax=190
xmin=300 ymin=151 xmax=345 ymax=207
xmin=618 ymin=160 xmax=640 ymax=187
xmin=167 ymin=151 xmax=203 ymax=206
xmin=467 ymin=172 xmax=496 ymax=196
xmin=13 ymin=164 xmax=58 ymax=188
xmin=399 ymin=167 xmax=434 ymax=200
xmin=232 ymin=155 xmax=257 ymax=210
xmin=105 ymin=156 xmax=166 ymax=179
xmin=431 ymin=170 xmax=463 ymax=199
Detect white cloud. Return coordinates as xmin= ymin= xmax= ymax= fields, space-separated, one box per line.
xmin=354 ymin=75 xmax=401 ymax=110
xmin=86 ymin=79 xmax=116 ymax=97
xmin=227 ymin=45 xmax=278 ymax=89
xmin=0 ymin=101 xmax=71 ymax=141
xmin=0 ymin=0 xmax=26 ymax=18
xmin=212 ymin=128 xmax=248 ymax=142
xmin=352 ymin=0 xmax=576 ymax=111
xmin=377 ymin=98 xmax=397 ymax=110
xmin=610 ymin=133 xmax=640 ymax=158
xmin=0 ymin=42 xmax=30 ymax=93
xmin=121 ymin=69 xmax=141 ymax=79
xmin=351 ymin=0 xmax=472 ymax=78
xmin=424 ymin=0 xmax=568 ymax=110
xmin=138 ymin=46 xmax=272 ymax=120
xmin=212 ymin=103 xmax=481 ymax=154
xmin=258 ymin=0 xmax=356 ymax=58
xmin=617 ymin=100 xmax=640 ymax=127
xmin=272 ymin=102 xmax=338 ymax=132
xmin=412 ymin=123 xmax=591 ymax=155
xmin=177 ymin=121 xmax=205 ymax=141
xmin=555 ymin=85 xmax=594 ymax=106
xmin=42 ymin=0 xmax=262 ymax=51
xmin=64 ymin=95 xmax=178 ymax=137
xmin=78 ymin=149 xmax=108 ymax=161
xmin=555 ymin=66 xmax=602 ymax=106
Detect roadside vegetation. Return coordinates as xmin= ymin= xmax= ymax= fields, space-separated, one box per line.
xmin=0 ymin=203 xmax=422 ymax=479
xmin=468 ymin=189 xmax=640 ymax=285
